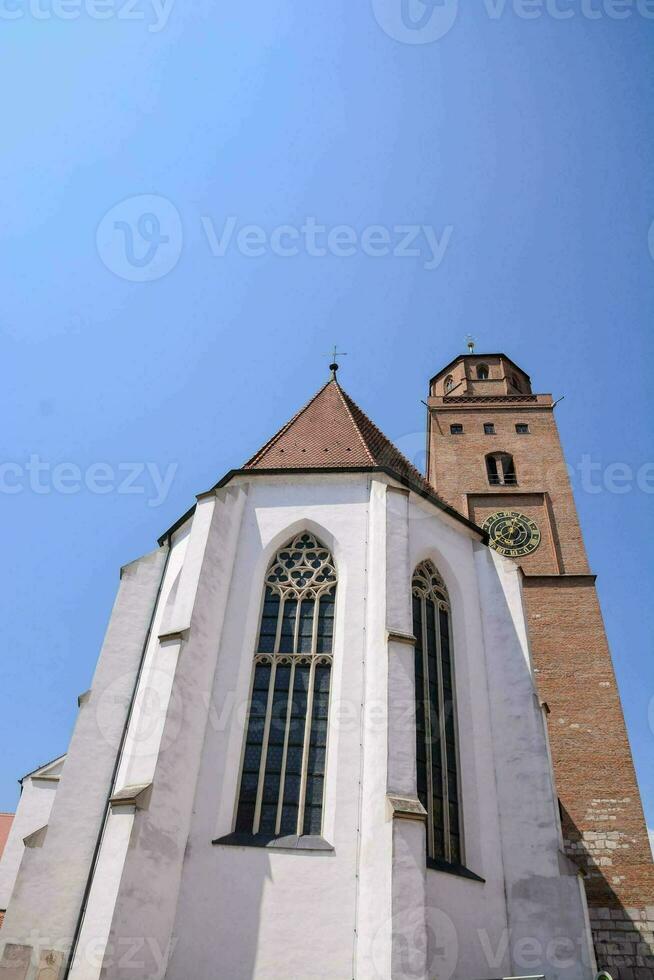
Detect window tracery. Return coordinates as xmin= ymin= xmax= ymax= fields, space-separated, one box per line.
xmin=236 ymin=533 xmax=336 ymax=839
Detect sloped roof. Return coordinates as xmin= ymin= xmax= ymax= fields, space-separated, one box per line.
xmin=159 ymin=376 xmax=486 ymax=544
xmin=20 ymin=754 xmax=66 ymax=783
xmin=0 ymin=813 xmax=13 ymax=860
xmin=245 ymin=378 xmax=433 ymax=497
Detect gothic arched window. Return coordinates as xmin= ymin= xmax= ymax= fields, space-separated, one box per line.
xmin=476 ymin=363 xmax=489 ymax=380
xmin=444 ymin=375 xmax=455 ymax=394
xmin=412 ymin=560 xmax=462 ymax=866
xmin=235 ymin=532 xmax=336 ymax=839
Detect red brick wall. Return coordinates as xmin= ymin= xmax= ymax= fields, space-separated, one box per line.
xmin=427 ymin=356 xmax=654 ymax=978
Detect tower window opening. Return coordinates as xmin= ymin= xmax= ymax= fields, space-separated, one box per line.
xmin=515 ymin=423 xmax=530 ymax=434
xmin=476 ymin=364 xmax=489 ymax=380
xmin=483 ymin=422 xmax=495 ymax=435
xmin=486 ymin=452 xmax=517 ymax=487
xmin=450 ymin=424 xmax=464 ymax=435
xmin=444 ymin=376 xmax=455 ymax=394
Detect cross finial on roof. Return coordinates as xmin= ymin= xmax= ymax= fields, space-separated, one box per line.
xmin=466 ymin=335 xmax=476 ymax=354
xmin=326 ymin=345 xmax=348 ymax=379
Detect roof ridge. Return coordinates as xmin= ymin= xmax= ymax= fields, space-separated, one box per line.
xmin=239 ymin=375 xmax=460 ymax=522
xmin=337 ymin=385 xmax=393 ymax=460
xmin=331 ymin=381 xmax=376 ymax=465
xmin=338 ymin=385 xmax=435 ymax=490
xmin=244 ymin=379 xmax=332 ymax=468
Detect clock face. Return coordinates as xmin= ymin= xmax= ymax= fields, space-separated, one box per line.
xmin=482 ymin=510 xmax=541 ymax=558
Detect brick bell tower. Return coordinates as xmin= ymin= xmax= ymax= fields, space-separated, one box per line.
xmin=426 ymin=351 xmax=654 ymax=978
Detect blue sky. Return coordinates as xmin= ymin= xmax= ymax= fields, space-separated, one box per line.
xmin=1 ymin=0 xmax=653 ymax=840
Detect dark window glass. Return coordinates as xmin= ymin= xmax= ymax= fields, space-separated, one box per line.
xmin=298 ymin=600 xmax=314 ymax=653
xmin=317 ymin=589 xmax=335 ymax=653
xmin=303 ymin=663 xmax=330 ymax=835
xmin=279 ymin=598 xmax=297 ymax=653
xmin=515 ymin=423 xmax=529 ymax=434
xmin=412 ymin=561 xmax=462 ymax=868
xmin=450 ymin=424 xmax=463 ymax=435
xmin=236 ymin=533 xmax=336 ymax=840
xmin=483 ymin=422 xmax=495 ymax=435
xmin=413 ymin=596 xmax=428 ymax=816
xmin=235 ymin=662 xmax=271 ymax=832
xmin=259 ymin=664 xmax=292 ymax=835
xmin=279 ymin=664 xmax=310 ymax=834
xmin=258 ymin=588 xmax=280 ymax=652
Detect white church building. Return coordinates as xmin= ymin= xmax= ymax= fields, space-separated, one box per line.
xmin=0 ymin=373 xmax=596 ymax=980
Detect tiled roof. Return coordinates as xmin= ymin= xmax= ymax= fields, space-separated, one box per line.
xmin=158 ymin=376 xmax=485 ymax=545
xmin=244 ymin=378 xmax=439 ymax=499
xmin=0 ymin=813 xmax=14 ymax=860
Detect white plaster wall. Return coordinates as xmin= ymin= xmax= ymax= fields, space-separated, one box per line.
xmin=474 ymin=545 xmax=594 ymax=980
xmin=0 ymin=765 xmax=63 ymax=912
xmin=68 ymin=523 xmax=192 ymax=980
xmin=55 ymin=470 xmax=594 ymax=980
xmin=100 ymin=486 xmax=248 ymax=980
xmin=114 ymin=523 xmax=191 ymax=792
xmin=356 ymin=479 xmax=393 ymax=980
xmin=0 ymin=544 xmax=168 ymax=973
xmin=164 ymin=474 xmax=377 ymax=980
xmin=69 ymin=809 xmax=135 ymax=980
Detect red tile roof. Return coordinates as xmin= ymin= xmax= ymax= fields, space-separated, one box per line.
xmin=244 ymin=378 xmax=435 ymax=496
xmin=159 ymin=377 xmax=486 ymax=545
xmin=0 ymin=813 xmax=14 ymax=860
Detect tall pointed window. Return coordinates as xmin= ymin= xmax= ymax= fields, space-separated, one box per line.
xmin=413 ymin=560 xmax=462 ymax=866
xmin=235 ymin=533 xmax=336 ymax=839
